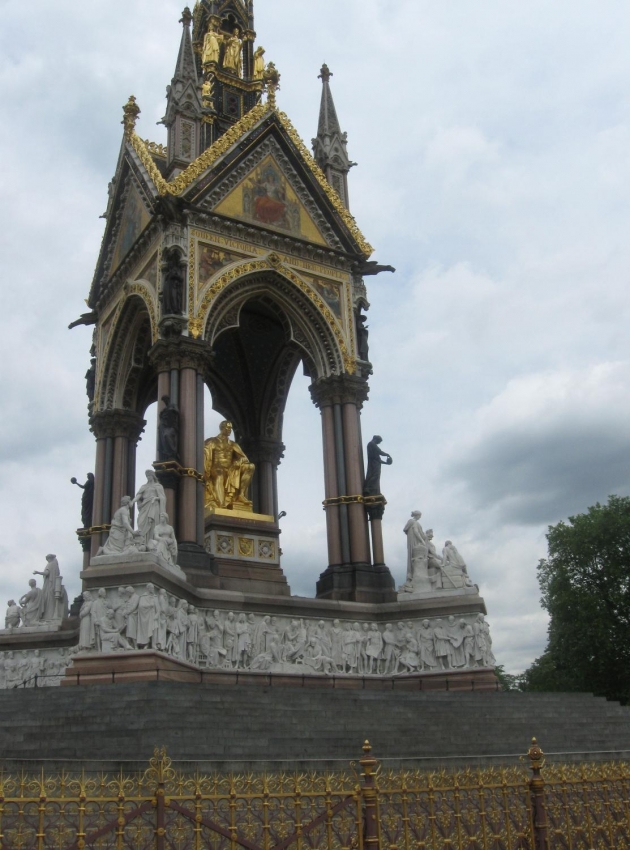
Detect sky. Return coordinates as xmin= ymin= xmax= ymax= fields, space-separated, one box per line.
xmin=1 ymin=0 xmax=630 ymax=674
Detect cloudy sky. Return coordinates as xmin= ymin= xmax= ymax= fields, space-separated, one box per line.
xmin=1 ymin=0 xmax=630 ymax=673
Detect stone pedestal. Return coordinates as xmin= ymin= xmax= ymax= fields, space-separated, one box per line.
xmin=204 ymin=509 xmax=290 ymax=596
xmin=316 ymin=563 xmax=396 ymax=604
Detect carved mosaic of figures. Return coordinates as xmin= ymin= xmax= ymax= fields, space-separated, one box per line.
xmin=20 ymin=580 xmax=42 ymax=626
xmin=253 ymin=46 xmax=265 ymax=80
xmin=71 ymin=473 xmax=95 ymax=529
xmin=157 ymin=396 xmax=180 ymax=463
xmin=5 ymin=600 xmax=20 ymax=629
xmin=204 ymin=421 xmax=255 ymax=512
xmin=98 ymin=496 xmax=140 ymax=556
xmin=402 ymin=511 xmax=429 ymax=590
xmin=202 ymin=22 xmax=223 ymax=67
xmin=133 ymin=472 xmax=167 ymax=549
xmin=78 ymin=591 xmax=96 ymax=651
xmin=223 ymin=28 xmax=243 ymax=76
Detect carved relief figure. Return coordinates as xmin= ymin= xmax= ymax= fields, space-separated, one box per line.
xmin=157 ymin=396 xmax=180 ymax=463
xmin=222 ymin=28 xmax=243 ymax=76
xmin=418 ymin=620 xmax=438 ymax=671
xmin=136 ymin=584 xmax=159 ymax=648
xmin=78 ymin=591 xmax=96 ymax=651
xmin=100 ymin=610 xmax=131 ymax=653
xmin=363 ymin=435 xmax=392 ymax=497
xmin=433 ymin=619 xmax=450 ymax=670
xmin=202 ymin=22 xmax=223 ymax=67
xmin=132 ymin=471 xmax=167 ymax=548
xmin=365 ymin=623 xmax=383 ymax=674
xmin=124 ymin=586 xmax=140 ymax=649
xmin=204 ymin=421 xmax=255 ymax=511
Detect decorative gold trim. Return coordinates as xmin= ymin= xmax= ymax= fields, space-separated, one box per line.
xmin=322 ymin=495 xmax=365 ymax=507
xmin=153 ymin=461 xmax=205 ymax=483
xmin=207 ymin=507 xmax=275 ymax=522
xmin=194 ymin=254 xmax=355 ymax=374
xmin=142 ymin=139 xmax=167 ymax=158
xmin=187 ymin=235 xmax=196 ymax=335
xmin=129 ymin=99 xmax=373 ymax=257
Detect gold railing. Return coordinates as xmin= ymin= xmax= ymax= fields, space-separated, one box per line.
xmin=0 ymin=740 xmax=629 ymax=849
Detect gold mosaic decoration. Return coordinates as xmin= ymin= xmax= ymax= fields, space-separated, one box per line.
xmin=126 ymin=96 xmax=373 ymax=257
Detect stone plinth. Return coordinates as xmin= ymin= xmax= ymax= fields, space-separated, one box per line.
xmin=61 ymin=650 xmax=202 ymax=686
xmin=91 ymin=551 xmax=186 ymax=581
xmin=204 ymin=510 xmax=290 ymax=596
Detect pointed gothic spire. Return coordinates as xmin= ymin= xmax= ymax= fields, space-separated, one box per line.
xmin=312 ymin=64 xmax=354 ymax=209
xmin=163 ymin=8 xmax=203 ymax=174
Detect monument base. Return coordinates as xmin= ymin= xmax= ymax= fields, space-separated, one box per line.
xmin=61 ymin=649 xmax=499 ymax=691
xmin=316 ymin=563 xmax=397 ymax=604
xmin=204 ymin=510 xmax=290 ymax=596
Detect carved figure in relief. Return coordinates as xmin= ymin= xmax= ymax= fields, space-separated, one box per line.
xmin=433 ymin=619 xmax=451 ymax=670
xmin=98 ymin=496 xmax=140 ymax=556
xmin=124 ymin=586 xmax=140 ymax=649
xmin=175 ymin=599 xmax=189 ymax=659
xmin=418 ymin=620 xmax=438 ymax=671
xmin=235 ymin=613 xmax=251 ymax=669
xmin=112 ymin=587 xmax=128 ymax=631
xmin=71 ymin=473 xmax=95 ymax=529
xmin=187 ymin=606 xmax=200 ymax=663
xmin=100 ymin=610 xmax=131 ymax=653
xmin=133 ymin=471 xmax=167 ymax=549
xmin=330 ymin=619 xmax=344 ymax=671
xmin=460 ymin=619 xmax=475 ymax=667
xmin=20 ymin=580 xmax=43 ymax=626
xmin=166 ymin=596 xmax=180 ymax=656
xmin=365 ymin=623 xmax=384 ymax=674
xmin=223 ymin=28 xmax=243 ymax=76
xmin=152 ymin=513 xmax=179 ymax=566
xmin=253 ymin=46 xmax=265 ymax=80
xmin=224 ymin=611 xmax=237 ymax=666
xmin=400 ymin=633 xmax=420 ymax=673
xmin=136 ymin=584 xmax=159 ymax=648
xmin=91 ymin=588 xmax=110 ymax=652
xmin=78 ymin=592 xmax=96 ymax=651
xmin=202 ymin=22 xmax=223 ymax=67
xmin=381 ymin=624 xmax=398 ymax=675
xmin=447 ymin=615 xmax=467 ymax=668
xmin=363 ymin=436 xmax=392 ymax=497
xmin=476 ymin=614 xmax=496 ymax=667
xmin=358 ymin=622 xmax=370 ymax=674
xmin=5 ymin=600 xmax=20 ymax=629
xmin=204 ymin=421 xmax=255 ymax=511
xmin=402 ymin=511 xmax=429 ymax=590
xmin=157 ymin=396 xmax=180 ymax=463
xmin=157 ymin=589 xmax=169 ymax=651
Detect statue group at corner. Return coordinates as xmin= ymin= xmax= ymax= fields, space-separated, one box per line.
xmin=401 ymin=511 xmax=474 ymax=594
xmin=4 ymin=554 xmax=69 ymax=631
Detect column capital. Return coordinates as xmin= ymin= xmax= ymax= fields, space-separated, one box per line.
xmin=241 ymin=437 xmax=286 ymax=468
xmin=309 ymin=374 xmax=370 ymax=409
xmin=90 ymin=409 xmax=146 ymax=443
xmin=148 ymin=337 xmax=213 ymax=377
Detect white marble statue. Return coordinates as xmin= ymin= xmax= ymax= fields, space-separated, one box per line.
xmin=132 ymin=471 xmax=167 ymax=550
xmin=442 ymin=540 xmax=467 ymax=574
xmin=20 ymin=580 xmax=42 ymax=626
xmin=78 ymin=591 xmax=96 ymax=651
xmin=33 ymin=554 xmax=61 ymax=621
xmin=5 ymin=600 xmax=20 ymax=629
xmin=401 ymin=511 xmax=431 ymax=592
xmin=150 ymin=513 xmax=178 ymax=566
xmin=99 ymin=610 xmax=131 ymax=653
xmin=98 ymin=496 xmax=141 ymax=556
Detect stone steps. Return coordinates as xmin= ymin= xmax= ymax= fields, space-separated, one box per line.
xmin=0 ymin=683 xmax=629 ymax=769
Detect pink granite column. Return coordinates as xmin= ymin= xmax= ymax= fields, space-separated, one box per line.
xmin=90 ymin=436 xmax=107 ymax=559
xmin=342 ymin=402 xmax=371 ymax=565
xmin=178 ymin=366 xmax=198 ymax=543
xmin=370 ymin=517 xmax=385 ymax=566
xmin=321 ymin=404 xmax=343 ymax=566
xmin=110 ymin=435 xmax=129 ymax=515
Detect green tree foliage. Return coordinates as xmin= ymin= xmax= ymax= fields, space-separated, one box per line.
xmin=528 ymin=495 xmax=630 ymax=703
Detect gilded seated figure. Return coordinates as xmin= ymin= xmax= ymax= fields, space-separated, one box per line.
xmin=204 ymin=421 xmax=255 ymax=512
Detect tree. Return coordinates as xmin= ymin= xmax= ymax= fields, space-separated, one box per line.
xmin=524 ymin=495 xmax=630 ymax=704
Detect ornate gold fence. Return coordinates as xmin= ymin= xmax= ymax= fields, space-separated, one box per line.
xmin=0 ymin=740 xmax=629 ymax=850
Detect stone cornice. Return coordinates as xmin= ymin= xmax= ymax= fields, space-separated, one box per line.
xmin=148 ymin=336 xmax=213 ymax=377
xmin=309 ymin=374 xmax=370 ymax=409
xmin=90 ymin=409 xmax=146 ymax=442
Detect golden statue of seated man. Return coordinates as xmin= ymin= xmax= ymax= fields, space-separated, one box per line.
xmin=204 ymin=421 xmax=255 ymax=512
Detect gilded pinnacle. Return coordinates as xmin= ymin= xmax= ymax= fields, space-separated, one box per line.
xmin=122 ymin=95 xmax=141 ymax=137
xmin=263 ymin=62 xmax=281 ymax=108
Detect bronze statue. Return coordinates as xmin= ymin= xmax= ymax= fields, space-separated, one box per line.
xmin=85 ymin=357 xmax=96 ymax=402
xmin=161 ymin=247 xmax=184 ymax=316
xmin=204 ymin=421 xmax=255 ymax=511
xmin=71 ymin=473 xmax=95 ymax=529
xmin=157 ymin=395 xmax=180 ymax=462
xmin=356 ymin=311 xmax=369 ymax=362
xmin=363 ymin=435 xmax=392 ymax=497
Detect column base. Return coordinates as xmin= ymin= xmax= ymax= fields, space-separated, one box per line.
xmin=177 ymin=542 xmax=218 ymax=589
xmin=316 ymin=563 xmax=397 ymax=604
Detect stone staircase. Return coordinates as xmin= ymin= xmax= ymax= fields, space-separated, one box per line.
xmin=0 ymin=682 xmax=629 ymax=771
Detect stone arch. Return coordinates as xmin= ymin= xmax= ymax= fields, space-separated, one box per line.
xmin=99 ymin=294 xmax=156 ymax=414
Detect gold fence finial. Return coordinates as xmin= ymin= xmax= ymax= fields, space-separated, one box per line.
xmin=527 ymin=737 xmax=545 ymax=772
xmin=263 ymin=62 xmax=280 ymax=109
xmin=122 ymin=95 xmax=141 ymax=137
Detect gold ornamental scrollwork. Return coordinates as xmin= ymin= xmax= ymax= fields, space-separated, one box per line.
xmin=126 ymin=99 xmax=373 ymax=258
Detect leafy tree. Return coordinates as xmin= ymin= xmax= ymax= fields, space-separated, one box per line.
xmin=493 ymin=664 xmax=522 ymax=692
xmin=524 ymin=495 xmax=630 ymax=704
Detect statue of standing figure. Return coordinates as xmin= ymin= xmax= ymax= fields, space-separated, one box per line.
xmin=401 ymin=511 xmax=431 ymax=593
xmin=71 ymin=473 xmax=95 ymax=529
xmin=33 ymin=554 xmax=62 ymax=621
xmin=253 ymin=46 xmax=265 ymax=79
xmin=223 ymin=28 xmax=243 ymax=76
xmin=19 ymin=580 xmax=43 ymax=626
xmin=363 ymin=435 xmax=392 ymax=497
xmin=157 ymin=395 xmax=179 ymax=462
xmin=202 ymin=22 xmax=223 ymax=67
xmin=132 ymin=470 xmax=167 ymax=548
